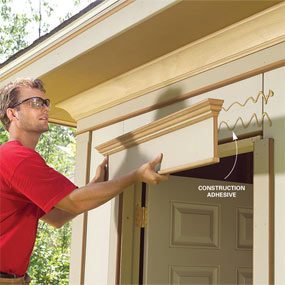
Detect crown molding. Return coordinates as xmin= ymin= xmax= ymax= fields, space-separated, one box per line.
xmin=57 ymin=2 xmax=285 ymax=121
xmin=95 ymin=98 xmax=223 ymax=156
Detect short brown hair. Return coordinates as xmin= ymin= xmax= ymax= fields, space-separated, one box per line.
xmin=0 ymin=78 xmax=45 ymax=130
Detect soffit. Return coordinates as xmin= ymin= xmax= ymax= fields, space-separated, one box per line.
xmin=41 ymin=0 xmax=282 ymax=126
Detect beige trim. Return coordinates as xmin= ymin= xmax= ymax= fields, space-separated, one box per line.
xmin=119 ymin=184 xmax=141 ymax=284
xmin=58 ymin=3 xmax=285 ymax=120
xmin=80 ymin=218 xmax=88 ymax=283
xmin=116 ymin=193 xmax=124 ymax=284
xmin=95 ymin=99 xmax=223 ymax=156
xmin=253 ymin=138 xmax=274 ymax=285
xmin=213 ymin=117 xmax=218 ymax=158
xmin=76 ymin=60 xmax=284 ymax=136
xmin=49 ymin=118 xmax=77 ymax=128
xmin=69 ymin=132 xmax=92 ymax=285
xmin=268 ymin=139 xmax=274 ymax=285
xmin=158 ymin=157 xmax=220 ymax=175
xmin=80 ymin=131 xmax=92 ymax=285
xmin=218 ymin=136 xmax=261 ymax=158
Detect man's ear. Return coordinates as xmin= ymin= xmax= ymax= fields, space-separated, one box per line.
xmin=6 ymin=108 xmax=18 ymax=121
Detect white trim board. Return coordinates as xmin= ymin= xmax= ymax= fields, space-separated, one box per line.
xmin=95 ymin=99 xmax=223 ymax=175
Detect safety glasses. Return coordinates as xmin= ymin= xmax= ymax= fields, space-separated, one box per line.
xmin=11 ymin=97 xmax=51 ymax=110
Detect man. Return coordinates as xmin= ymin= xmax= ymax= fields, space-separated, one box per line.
xmin=0 ymin=78 xmax=168 ymax=284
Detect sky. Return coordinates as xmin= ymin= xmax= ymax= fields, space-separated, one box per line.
xmin=11 ymin=0 xmax=94 ymax=16
xmin=12 ymin=0 xmax=95 ymax=41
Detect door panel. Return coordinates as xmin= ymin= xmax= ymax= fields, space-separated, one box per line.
xmin=144 ymin=176 xmax=253 ymax=285
xmin=170 ymin=202 xmax=219 ymax=248
xmin=170 ymin=266 xmax=219 ymax=285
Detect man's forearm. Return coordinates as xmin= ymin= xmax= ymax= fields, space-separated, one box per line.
xmin=41 ymin=208 xmax=77 ymax=228
xmin=56 ymin=170 xmax=139 ymax=214
xmin=55 ymin=154 xmax=167 ymax=215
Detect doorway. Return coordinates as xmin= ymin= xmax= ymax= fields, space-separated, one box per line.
xmin=142 ymin=152 xmax=253 ymax=284
xmin=119 ymin=138 xmax=273 ymax=285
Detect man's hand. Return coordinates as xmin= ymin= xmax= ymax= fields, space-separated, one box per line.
xmin=55 ymin=154 xmax=169 ymax=215
xmin=136 ymin=153 xmax=169 ymax=184
xmin=89 ymin=156 xmax=109 ymax=184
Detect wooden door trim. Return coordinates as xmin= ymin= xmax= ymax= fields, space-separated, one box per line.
xmin=219 ymin=136 xmax=274 ymax=284
xmin=253 ymin=138 xmax=274 ymax=285
xmin=218 ymin=135 xmax=261 ymax=158
xmin=119 ymin=183 xmax=142 ymax=284
xmin=69 ymin=131 xmax=92 ymax=285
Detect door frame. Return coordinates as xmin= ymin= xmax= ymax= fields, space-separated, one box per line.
xmin=253 ymin=138 xmax=274 ymax=285
xmin=119 ymin=136 xmax=274 ymax=285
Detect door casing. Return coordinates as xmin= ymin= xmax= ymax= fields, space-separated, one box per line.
xmin=119 ymin=137 xmax=274 ymax=285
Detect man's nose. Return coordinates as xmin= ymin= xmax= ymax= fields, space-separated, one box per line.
xmin=42 ymin=105 xmax=50 ymax=113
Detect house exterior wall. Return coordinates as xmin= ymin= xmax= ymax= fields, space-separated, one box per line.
xmin=120 ymin=74 xmax=264 ymax=141
xmin=69 ymin=132 xmax=91 ymax=285
xmin=72 ymin=63 xmax=284 ymax=285
xmin=0 ymin=2 xmax=283 ymax=284
xmin=85 ymin=122 xmax=124 ymax=285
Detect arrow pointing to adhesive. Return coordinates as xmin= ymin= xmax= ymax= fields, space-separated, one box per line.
xmin=224 ymin=131 xmax=238 ymax=180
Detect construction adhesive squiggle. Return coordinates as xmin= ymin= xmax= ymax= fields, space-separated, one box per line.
xmin=222 ymin=90 xmax=274 ymax=112
xmin=219 ymin=112 xmax=272 ymax=131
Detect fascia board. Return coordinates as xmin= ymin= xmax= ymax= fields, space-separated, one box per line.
xmin=0 ymin=0 xmax=177 ymax=84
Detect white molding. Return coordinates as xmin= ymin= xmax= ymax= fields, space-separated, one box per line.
xmin=96 ymin=98 xmax=223 ymax=174
xmin=96 ymin=99 xmax=222 ymax=155
xmin=57 ymin=3 xmax=285 ymax=121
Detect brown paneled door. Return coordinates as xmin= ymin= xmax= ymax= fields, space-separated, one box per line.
xmin=143 ymin=175 xmax=253 ymax=284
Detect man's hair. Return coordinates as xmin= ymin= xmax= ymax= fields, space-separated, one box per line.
xmin=0 ymin=78 xmax=45 ymax=130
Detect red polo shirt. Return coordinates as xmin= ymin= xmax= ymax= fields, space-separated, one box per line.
xmin=0 ymin=140 xmax=77 ymax=276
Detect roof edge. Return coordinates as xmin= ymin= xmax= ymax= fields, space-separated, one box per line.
xmin=0 ymin=0 xmax=106 ymax=68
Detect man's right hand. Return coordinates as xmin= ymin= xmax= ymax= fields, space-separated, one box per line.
xmin=136 ymin=153 xmax=169 ymax=185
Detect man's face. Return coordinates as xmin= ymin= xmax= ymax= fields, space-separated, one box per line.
xmin=14 ymin=87 xmax=50 ymax=134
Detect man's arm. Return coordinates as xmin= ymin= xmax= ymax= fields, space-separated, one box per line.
xmin=40 ymin=208 xmax=77 ymax=228
xmin=40 ymin=157 xmax=109 ymax=228
xmin=54 ymin=154 xmax=168 ymax=215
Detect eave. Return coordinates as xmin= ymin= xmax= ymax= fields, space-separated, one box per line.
xmin=0 ymin=0 xmax=283 ymax=127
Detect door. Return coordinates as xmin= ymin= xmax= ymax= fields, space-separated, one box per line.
xmin=144 ymin=176 xmax=253 ymax=284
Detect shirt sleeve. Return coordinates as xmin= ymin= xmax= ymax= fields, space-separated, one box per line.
xmin=10 ymin=152 xmax=77 ymax=213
